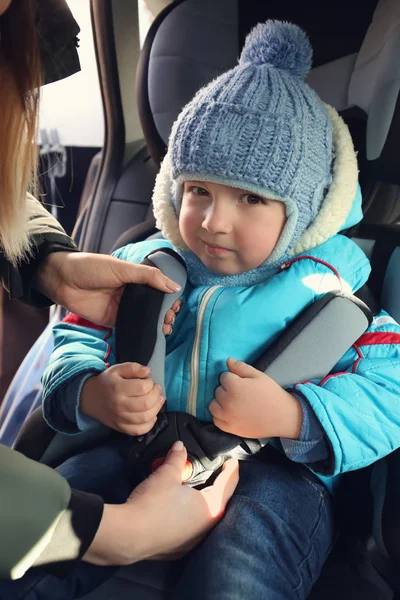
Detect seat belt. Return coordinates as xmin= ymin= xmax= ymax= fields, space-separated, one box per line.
xmin=114 ymin=249 xmax=372 ymax=487
xmin=38 ymin=247 xmax=372 ymax=475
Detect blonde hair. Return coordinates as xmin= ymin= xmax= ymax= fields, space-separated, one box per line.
xmin=0 ymin=0 xmax=42 ymax=265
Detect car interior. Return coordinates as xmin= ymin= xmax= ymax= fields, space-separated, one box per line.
xmin=1 ymin=0 xmax=400 ymax=597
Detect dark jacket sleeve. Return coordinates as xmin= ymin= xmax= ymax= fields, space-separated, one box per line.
xmin=0 ymin=445 xmax=103 ymax=579
xmin=0 ymin=194 xmax=78 ymax=307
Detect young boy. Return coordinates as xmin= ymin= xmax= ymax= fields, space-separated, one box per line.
xmin=10 ymin=20 xmax=400 ymax=599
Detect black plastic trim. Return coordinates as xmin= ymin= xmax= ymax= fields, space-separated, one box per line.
xmin=110 ymin=217 xmax=157 ymax=254
xmin=82 ymin=1 xmax=125 ymax=253
xmin=358 ymin=224 xmax=400 ymax=301
xmin=136 ymin=0 xmax=188 ymax=167
xmin=370 ymin=91 xmax=400 ymax=185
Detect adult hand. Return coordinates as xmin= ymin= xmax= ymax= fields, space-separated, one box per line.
xmin=0 ymin=0 xmax=12 ymax=17
xmin=34 ymin=251 xmax=181 ymax=327
xmin=84 ymin=442 xmax=239 ymax=566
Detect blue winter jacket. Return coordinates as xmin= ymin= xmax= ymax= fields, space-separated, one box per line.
xmin=42 ymin=234 xmax=400 ymax=492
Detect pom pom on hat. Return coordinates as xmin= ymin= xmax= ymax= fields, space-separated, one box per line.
xmin=239 ymin=20 xmax=313 ymax=79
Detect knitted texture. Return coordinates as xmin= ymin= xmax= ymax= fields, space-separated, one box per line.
xmin=168 ymin=20 xmax=333 ymax=257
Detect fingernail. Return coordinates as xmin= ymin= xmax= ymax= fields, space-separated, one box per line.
xmin=167 ymin=280 xmax=181 ymax=292
xmin=160 ymin=395 xmax=165 ymax=404
xmin=172 ymin=440 xmax=184 ymax=451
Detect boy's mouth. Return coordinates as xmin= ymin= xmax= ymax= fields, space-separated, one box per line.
xmin=203 ymin=241 xmax=233 ymax=257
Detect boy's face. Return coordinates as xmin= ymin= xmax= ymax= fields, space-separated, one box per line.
xmin=179 ymin=181 xmax=287 ymax=275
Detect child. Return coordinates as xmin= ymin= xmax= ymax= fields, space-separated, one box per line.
xmin=8 ymin=20 xmax=400 ymax=599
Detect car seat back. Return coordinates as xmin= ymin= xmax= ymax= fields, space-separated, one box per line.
xmin=4 ymin=0 xmax=400 ymax=598
xmin=93 ymin=1 xmax=400 ymax=598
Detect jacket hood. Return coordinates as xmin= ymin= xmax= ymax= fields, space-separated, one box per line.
xmin=152 ymin=105 xmax=362 ymax=286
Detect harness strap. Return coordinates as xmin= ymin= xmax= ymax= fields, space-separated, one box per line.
xmin=116 ymin=250 xmax=373 ymax=485
xmin=35 ymin=248 xmax=373 ymax=479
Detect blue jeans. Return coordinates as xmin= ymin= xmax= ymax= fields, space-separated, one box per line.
xmin=173 ymin=454 xmax=334 ymax=599
xmin=0 ymin=444 xmax=334 ymax=599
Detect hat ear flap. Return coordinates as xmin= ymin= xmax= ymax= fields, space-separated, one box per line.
xmin=152 ymin=152 xmax=188 ymax=250
xmin=291 ymin=105 xmax=358 ymax=255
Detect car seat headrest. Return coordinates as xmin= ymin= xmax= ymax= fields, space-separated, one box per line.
xmin=137 ymin=0 xmax=238 ymax=166
xmin=349 ymin=0 xmax=400 ymax=185
xmin=138 ymin=0 xmax=400 ymax=188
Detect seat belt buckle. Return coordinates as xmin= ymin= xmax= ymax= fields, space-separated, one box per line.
xmin=128 ymin=411 xmax=244 ymax=487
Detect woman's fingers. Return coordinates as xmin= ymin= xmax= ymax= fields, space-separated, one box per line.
xmin=200 ymin=459 xmax=239 ymax=517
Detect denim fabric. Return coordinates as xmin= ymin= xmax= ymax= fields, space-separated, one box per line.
xmin=173 ymin=456 xmax=334 ymax=600
xmin=0 ymin=443 xmax=333 ymax=600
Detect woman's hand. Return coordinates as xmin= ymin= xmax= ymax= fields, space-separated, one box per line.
xmin=209 ymin=358 xmax=303 ymax=439
xmin=34 ymin=251 xmax=181 ymax=327
xmin=84 ymin=442 xmax=239 ymax=566
xmin=80 ymin=363 xmax=165 ymax=436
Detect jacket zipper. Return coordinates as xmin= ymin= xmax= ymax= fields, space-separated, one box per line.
xmin=187 ymin=285 xmax=221 ymax=416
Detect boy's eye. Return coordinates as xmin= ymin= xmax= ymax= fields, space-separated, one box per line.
xmin=240 ymin=194 xmax=265 ymax=205
xmin=191 ymin=186 xmax=210 ymax=197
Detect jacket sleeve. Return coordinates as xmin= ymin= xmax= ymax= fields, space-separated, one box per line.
xmin=42 ymin=315 xmax=116 ymax=433
xmin=0 ymin=445 xmax=103 ymax=579
xmin=41 ymin=239 xmax=172 ymax=433
xmin=0 ymin=194 xmax=78 ymax=307
xmin=281 ymin=394 xmax=330 ymax=463
xmin=289 ymin=311 xmax=400 ymax=476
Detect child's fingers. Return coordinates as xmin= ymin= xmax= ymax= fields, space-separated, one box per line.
xmin=162 ymin=323 xmax=173 ymax=335
xmin=172 ymin=299 xmax=181 ymax=313
xmin=214 ymin=384 xmax=229 ymax=405
xmin=163 ymin=306 xmax=178 ymax=335
xmin=208 ymin=398 xmax=225 ymax=420
xmin=122 ymin=382 xmax=163 ymax=408
xmin=212 ymin=417 xmax=233 ymax=435
xmin=120 ymin=376 xmax=155 ymax=399
xmin=118 ymin=396 xmax=165 ymax=424
xmin=164 ymin=308 xmax=176 ymax=325
xmin=115 ymin=362 xmax=150 ymax=379
xmin=219 ymin=370 xmax=239 ymax=390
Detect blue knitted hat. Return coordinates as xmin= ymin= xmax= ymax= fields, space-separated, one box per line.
xmin=153 ymin=21 xmax=360 ymax=287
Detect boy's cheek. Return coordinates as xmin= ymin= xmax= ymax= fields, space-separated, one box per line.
xmin=178 ymin=213 xmax=195 ymax=248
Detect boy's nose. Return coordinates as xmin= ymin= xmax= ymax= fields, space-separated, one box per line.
xmin=202 ymin=205 xmax=232 ymax=234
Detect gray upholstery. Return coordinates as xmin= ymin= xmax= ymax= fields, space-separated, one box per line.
xmin=78 ymin=1 xmax=400 ymax=598
xmin=307 ymin=53 xmax=358 ymax=111
xmin=348 ymin=0 xmax=400 ymax=161
xmin=382 ymin=247 xmax=400 ymax=323
xmin=148 ymin=0 xmax=238 ymax=144
xmin=264 ymin=296 xmax=371 ymax=388
xmin=354 ymin=237 xmax=376 ymax=259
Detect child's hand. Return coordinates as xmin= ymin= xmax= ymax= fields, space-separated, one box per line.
xmin=162 ymin=299 xmax=181 ymax=335
xmin=209 ymin=358 xmax=302 ymax=439
xmin=80 ymin=363 xmax=165 ymax=435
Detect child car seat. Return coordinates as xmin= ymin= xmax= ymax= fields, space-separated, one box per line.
xmin=81 ymin=0 xmax=400 ymax=600
xmin=2 ymin=0 xmax=400 ymax=597
xmin=82 ymin=1 xmax=400 ymax=598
